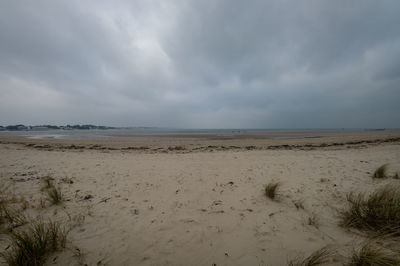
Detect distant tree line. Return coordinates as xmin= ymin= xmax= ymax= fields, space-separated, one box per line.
xmin=0 ymin=124 xmax=116 ymax=131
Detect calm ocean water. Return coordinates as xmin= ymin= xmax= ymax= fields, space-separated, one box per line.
xmin=0 ymin=128 xmax=396 ymax=141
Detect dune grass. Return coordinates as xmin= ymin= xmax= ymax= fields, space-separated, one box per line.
xmin=287 ymin=246 xmax=333 ymax=266
xmin=372 ymin=164 xmax=389 ymax=179
xmin=46 ymin=187 xmax=63 ymax=205
xmin=40 ymin=177 xmax=64 ymax=205
xmin=0 ymin=220 xmax=67 ymax=266
xmin=346 ymin=241 xmax=400 ymax=266
xmin=340 ymin=185 xmax=400 ymax=235
xmin=0 ymin=202 xmax=27 ymax=230
xmin=265 ymin=182 xmax=280 ymax=200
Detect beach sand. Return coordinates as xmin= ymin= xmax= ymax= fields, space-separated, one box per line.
xmin=1 ymin=134 xmax=400 ymax=265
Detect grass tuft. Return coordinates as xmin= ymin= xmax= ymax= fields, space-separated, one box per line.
xmin=346 ymin=241 xmax=400 ymax=266
xmin=265 ymin=182 xmax=280 ymax=200
xmin=288 ymin=246 xmax=333 ymax=266
xmin=0 ymin=202 xmax=27 ymax=230
xmin=340 ymin=185 xmax=400 ymax=235
xmin=0 ymin=220 xmax=67 ymax=266
xmin=372 ymin=164 xmax=389 ymax=179
xmin=46 ymin=187 xmax=63 ymax=205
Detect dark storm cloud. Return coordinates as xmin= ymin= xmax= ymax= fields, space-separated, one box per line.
xmin=0 ymin=0 xmax=399 ymax=128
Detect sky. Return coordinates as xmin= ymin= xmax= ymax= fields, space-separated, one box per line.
xmin=0 ymin=1 xmax=399 ymax=128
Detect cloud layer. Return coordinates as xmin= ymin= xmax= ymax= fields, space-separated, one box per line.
xmin=1 ymin=0 xmax=399 ymax=128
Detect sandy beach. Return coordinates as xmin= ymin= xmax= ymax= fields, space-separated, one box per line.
xmin=1 ymin=133 xmax=400 ymax=265
xmin=2 ymin=0 xmax=400 ymax=264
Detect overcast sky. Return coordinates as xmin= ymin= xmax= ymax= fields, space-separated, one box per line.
xmin=0 ymin=1 xmax=399 ymax=128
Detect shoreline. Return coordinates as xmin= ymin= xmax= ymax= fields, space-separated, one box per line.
xmin=1 ymin=128 xmax=398 ymax=141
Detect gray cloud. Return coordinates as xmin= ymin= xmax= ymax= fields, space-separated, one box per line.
xmin=0 ymin=0 xmax=399 ymax=128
